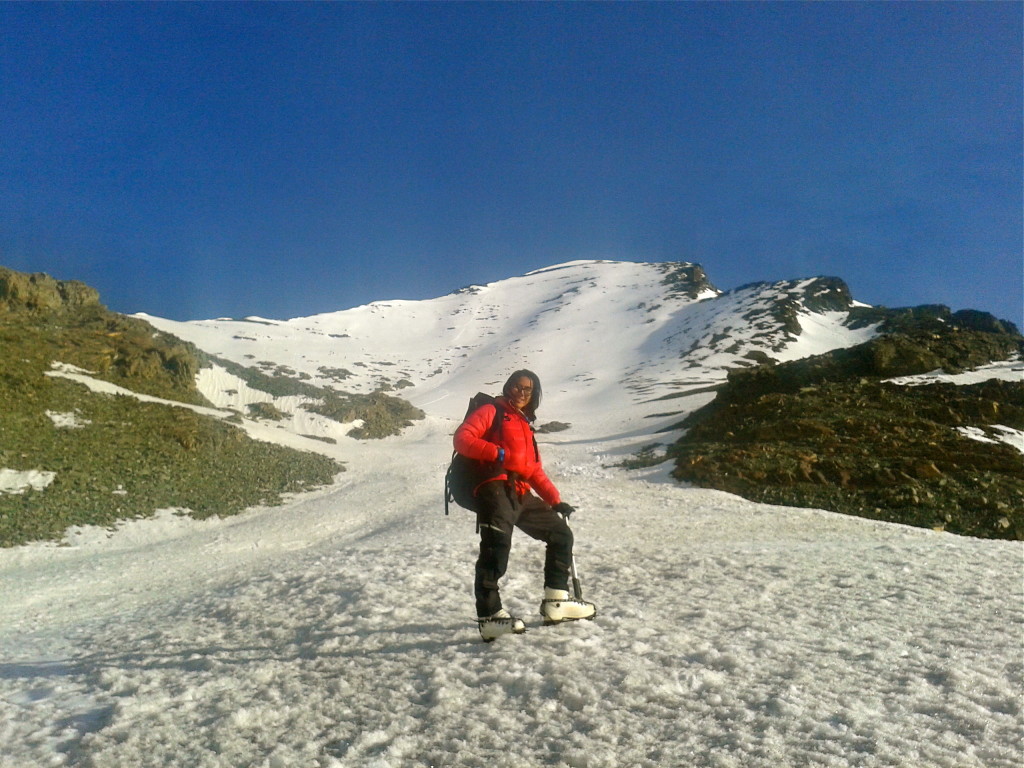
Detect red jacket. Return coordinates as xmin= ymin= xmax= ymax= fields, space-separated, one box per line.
xmin=453 ymin=398 xmax=561 ymax=506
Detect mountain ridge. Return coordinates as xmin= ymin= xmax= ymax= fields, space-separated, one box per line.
xmin=2 ymin=259 xmax=1021 ymax=543
xmin=114 ymin=258 xmax=1024 ymax=542
xmin=140 ymin=261 xmax=891 ymax=427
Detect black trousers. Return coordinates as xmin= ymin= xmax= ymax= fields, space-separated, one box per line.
xmin=474 ymin=480 xmax=574 ymax=617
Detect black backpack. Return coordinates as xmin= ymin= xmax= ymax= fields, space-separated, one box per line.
xmin=445 ymin=393 xmax=506 ymax=514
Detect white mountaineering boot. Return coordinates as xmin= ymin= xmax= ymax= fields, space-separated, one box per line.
xmin=478 ymin=608 xmax=526 ymax=642
xmin=540 ymin=588 xmax=597 ymax=625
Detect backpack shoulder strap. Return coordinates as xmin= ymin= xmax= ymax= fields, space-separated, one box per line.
xmin=488 ymin=401 xmax=506 ymax=443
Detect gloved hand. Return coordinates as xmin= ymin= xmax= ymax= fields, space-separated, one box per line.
xmin=553 ymin=502 xmax=575 ymax=518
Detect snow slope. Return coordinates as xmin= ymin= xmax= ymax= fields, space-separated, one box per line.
xmin=1 ymin=261 xmax=1021 ymax=767
xmin=136 ymin=261 xmax=873 ymax=439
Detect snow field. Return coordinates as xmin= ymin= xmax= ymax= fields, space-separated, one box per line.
xmin=1 ymin=425 xmax=1020 ymax=768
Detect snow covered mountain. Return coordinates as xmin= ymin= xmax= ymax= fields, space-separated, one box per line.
xmin=139 ymin=260 xmax=879 ymax=444
xmin=2 ymin=260 xmax=1021 ymax=768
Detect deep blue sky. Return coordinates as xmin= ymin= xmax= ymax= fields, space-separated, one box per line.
xmin=2 ymin=2 xmax=1021 ymax=324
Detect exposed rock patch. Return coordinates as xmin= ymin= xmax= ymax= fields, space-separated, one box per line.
xmin=670 ymin=310 xmax=1024 ymax=540
xmin=657 ymin=262 xmax=719 ymax=300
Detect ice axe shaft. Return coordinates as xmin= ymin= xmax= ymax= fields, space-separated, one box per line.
xmin=561 ymin=510 xmax=584 ymax=600
xmin=569 ymin=554 xmax=583 ymax=600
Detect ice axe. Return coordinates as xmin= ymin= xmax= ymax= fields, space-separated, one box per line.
xmin=559 ymin=508 xmax=584 ymax=600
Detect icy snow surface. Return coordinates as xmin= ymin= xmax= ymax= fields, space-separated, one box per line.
xmin=1 ymin=261 xmax=1021 ymax=767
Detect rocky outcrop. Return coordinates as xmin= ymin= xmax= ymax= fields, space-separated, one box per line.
xmin=1 ymin=266 xmax=207 ymax=404
xmin=0 ymin=267 xmax=102 ymax=313
xmin=730 ymin=276 xmax=856 ymax=337
xmin=0 ymin=265 xmax=343 ymax=546
xmin=670 ymin=309 xmax=1024 ymax=541
xmin=657 ymin=262 xmax=720 ymax=300
xmin=705 ymin=327 xmax=1022 ymax=407
xmin=848 ymin=303 xmax=1021 ymax=336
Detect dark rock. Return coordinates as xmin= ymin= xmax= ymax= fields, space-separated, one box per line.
xmin=657 ymin=262 xmax=719 ymax=300
xmin=536 ymin=421 xmax=571 ymax=434
xmin=952 ymin=309 xmax=1020 ymax=336
xmin=670 ymin=318 xmax=1024 ymax=541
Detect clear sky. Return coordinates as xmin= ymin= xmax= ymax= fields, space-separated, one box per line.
xmin=2 ymin=2 xmax=1021 ymax=325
